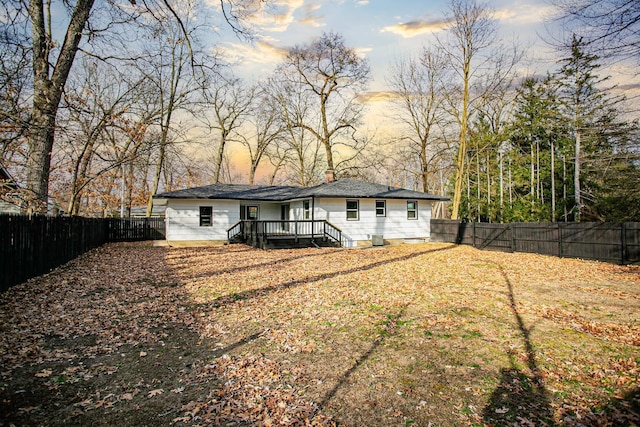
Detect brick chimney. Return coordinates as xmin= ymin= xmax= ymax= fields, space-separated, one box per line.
xmin=325 ymin=169 xmax=335 ymax=183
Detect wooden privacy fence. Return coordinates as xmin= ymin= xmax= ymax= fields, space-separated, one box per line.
xmin=0 ymin=215 xmax=165 ymax=291
xmin=430 ymin=220 xmax=640 ymax=265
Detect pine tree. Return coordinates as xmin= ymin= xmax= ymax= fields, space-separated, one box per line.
xmin=556 ymin=35 xmax=637 ymax=221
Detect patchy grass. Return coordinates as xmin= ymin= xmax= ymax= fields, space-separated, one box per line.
xmin=1 ymin=242 xmax=638 ymax=426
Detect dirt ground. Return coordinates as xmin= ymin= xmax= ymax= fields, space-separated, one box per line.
xmin=0 ymin=242 xmax=638 ymax=426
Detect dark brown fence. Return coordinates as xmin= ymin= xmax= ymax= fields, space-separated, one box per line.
xmin=106 ymin=217 xmax=165 ymax=242
xmin=430 ymin=220 xmax=640 ymax=265
xmin=0 ymin=215 xmax=165 ymax=291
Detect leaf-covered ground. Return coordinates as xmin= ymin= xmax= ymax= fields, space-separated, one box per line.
xmin=1 ymin=242 xmax=638 ymax=426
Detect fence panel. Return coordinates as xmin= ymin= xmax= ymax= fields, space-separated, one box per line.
xmin=430 ymin=219 xmax=461 ymax=243
xmin=560 ymin=223 xmax=623 ymax=264
xmin=474 ymin=223 xmax=512 ymax=252
xmin=513 ymin=223 xmax=561 ymax=257
xmin=430 ymin=220 xmax=640 ymax=265
xmin=0 ymin=215 xmax=107 ymax=291
xmin=1 ymin=215 xmax=166 ymax=291
xmin=106 ymin=218 xmax=165 ymax=241
xmin=624 ymin=223 xmax=640 ymax=264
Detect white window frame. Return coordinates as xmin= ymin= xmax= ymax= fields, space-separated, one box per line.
xmin=199 ymin=206 xmax=213 ymax=227
xmin=303 ymin=200 xmax=311 ymax=219
xmin=346 ymin=199 xmax=359 ymax=221
xmin=375 ymin=200 xmax=386 ymax=217
xmin=407 ymin=200 xmax=418 ymax=220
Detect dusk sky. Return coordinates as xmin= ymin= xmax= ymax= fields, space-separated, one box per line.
xmin=213 ymin=0 xmax=559 ymax=89
xmin=204 ymin=0 xmax=610 ymax=180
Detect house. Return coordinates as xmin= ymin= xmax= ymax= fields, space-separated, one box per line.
xmin=153 ymin=177 xmax=449 ymax=248
xmin=0 ymin=162 xmax=21 ymax=214
xmin=129 ymin=205 xmax=166 ymax=218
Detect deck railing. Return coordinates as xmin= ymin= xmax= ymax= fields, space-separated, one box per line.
xmin=227 ymin=220 xmax=342 ymax=248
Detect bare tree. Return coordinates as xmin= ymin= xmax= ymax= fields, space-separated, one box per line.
xmin=239 ymin=86 xmax=284 ymax=184
xmin=205 ymin=74 xmax=254 ymax=184
xmin=387 ymin=48 xmax=451 ymax=193
xmin=1 ymin=0 xmax=268 ymax=213
xmin=0 ymin=10 xmax=30 ymax=170
xmin=265 ymin=74 xmax=325 ymax=186
xmin=275 ymin=32 xmax=370 ymax=174
xmin=550 ymin=0 xmax=640 ymax=64
xmin=438 ymin=0 xmax=521 ymax=219
xmin=58 ymin=59 xmax=149 ymax=215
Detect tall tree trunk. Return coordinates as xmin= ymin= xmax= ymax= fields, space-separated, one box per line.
xmin=551 ymin=140 xmax=556 ymax=221
xmin=212 ymin=133 xmax=227 ymax=183
xmin=574 ymin=130 xmax=581 ymax=221
xmin=530 ymin=137 xmax=535 ymax=215
xmin=26 ymin=0 xmax=95 ymax=213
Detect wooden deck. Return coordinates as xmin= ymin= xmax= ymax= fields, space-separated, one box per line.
xmin=227 ymin=220 xmax=342 ymax=249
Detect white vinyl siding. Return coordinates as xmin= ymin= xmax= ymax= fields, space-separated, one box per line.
xmin=315 ymin=198 xmax=432 ymax=247
xmin=346 ymin=200 xmax=359 ymax=220
xmin=165 ymin=200 xmax=282 ymax=241
xmin=163 ymin=197 xmax=433 ymax=245
xmin=166 ymin=200 xmax=239 ymax=241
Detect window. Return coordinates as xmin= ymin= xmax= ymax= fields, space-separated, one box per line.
xmin=200 ymin=206 xmax=213 ymax=226
xmin=407 ymin=201 xmax=418 ymax=220
xmin=303 ymin=200 xmax=310 ymax=219
xmin=247 ymin=205 xmax=259 ymax=220
xmin=376 ymin=200 xmax=386 ymax=217
xmin=240 ymin=205 xmax=259 ymax=220
xmin=346 ymin=200 xmax=359 ymax=220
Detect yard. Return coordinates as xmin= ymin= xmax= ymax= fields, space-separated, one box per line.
xmin=0 ymin=242 xmax=638 ymax=426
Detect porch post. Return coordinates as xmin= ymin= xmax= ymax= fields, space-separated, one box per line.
xmin=311 ymin=197 xmax=315 ymax=240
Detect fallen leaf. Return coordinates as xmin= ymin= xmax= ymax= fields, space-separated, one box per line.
xmin=34 ymin=369 xmax=52 ymax=378
xmin=148 ymin=388 xmax=164 ymax=398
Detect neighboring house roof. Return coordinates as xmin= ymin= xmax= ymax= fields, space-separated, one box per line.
xmin=0 ymin=162 xmax=18 ymax=191
xmin=154 ymin=178 xmax=449 ymax=202
xmin=130 ymin=205 xmax=166 ymax=217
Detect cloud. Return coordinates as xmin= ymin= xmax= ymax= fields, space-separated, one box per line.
xmin=356 ymin=0 xmax=369 ymax=5
xmin=217 ymin=37 xmax=289 ymax=66
xmin=357 ymin=91 xmax=401 ymax=103
xmin=380 ymin=17 xmax=450 ymax=38
xmin=299 ymin=3 xmax=325 ymax=28
xmin=239 ymin=0 xmax=305 ymax=33
xmin=494 ymin=4 xmax=554 ymax=25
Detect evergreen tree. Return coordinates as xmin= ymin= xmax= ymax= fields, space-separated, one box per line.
xmin=556 ymin=35 xmax=638 ymax=221
xmin=506 ymin=76 xmax=563 ymax=222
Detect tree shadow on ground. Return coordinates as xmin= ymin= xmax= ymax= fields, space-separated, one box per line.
xmin=482 ymin=361 xmax=554 ymax=425
xmin=197 ymin=244 xmax=456 ymax=309
xmin=482 ymin=262 xmax=555 ymax=426
xmin=315 ymin=304 xmax=409 ymax=413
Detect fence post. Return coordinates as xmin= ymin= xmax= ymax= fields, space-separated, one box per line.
xmin=472 ymin=222 xmax=476 ymax=248
xmin=558 ymin=223 xmax=563 ymax=258
xmin=621 ymin=222 xmax=627 ymax=265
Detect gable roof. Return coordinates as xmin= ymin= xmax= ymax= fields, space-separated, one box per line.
xmin=154 ymin=178 xmax=449 ymax=202
xmin=0 ymin=162 xmax=18 ymax=190
xmin=155 ymin=183 xmax=301 ymax=201
xmin=296 ymin=179 xmax=449 ymax=200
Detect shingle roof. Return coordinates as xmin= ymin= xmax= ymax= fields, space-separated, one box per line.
xmin=154 ymin=179 xmax=449 ymax=201
xmin=295 ymin=179 xmax=449 ymax=201
xmin=154 ymin=183 xmax=301 ymax=201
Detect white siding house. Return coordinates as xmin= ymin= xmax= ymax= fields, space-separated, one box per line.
xmin=154 ymin=178 xmax=447 ymax=247
xmin=314 ymin=198 xmax=431 ymax=247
